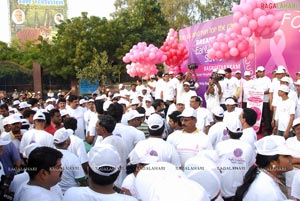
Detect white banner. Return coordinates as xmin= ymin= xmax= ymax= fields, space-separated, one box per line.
xmin=247 ymin=90 xmax=264 ymax=132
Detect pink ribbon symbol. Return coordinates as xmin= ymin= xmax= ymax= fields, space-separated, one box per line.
xmin=265 ymin=29 xmax=287 ymax=72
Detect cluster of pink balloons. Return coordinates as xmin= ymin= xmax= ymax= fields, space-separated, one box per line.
xmin=208 ymin=29 xmax=255 ymax=61
xmin=160 ymin=28 xmax=189 ymax=74
xmin=232 ymin=0 xmax=283 ymax=39
xmin=123 ymin=42 xmax=167 ymax=79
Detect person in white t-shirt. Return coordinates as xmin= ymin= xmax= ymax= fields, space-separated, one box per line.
xmin=19 ymin=112 xmax=54 ymax=155
xmin=216 ymin=119 xmax=255 ymax=200
xmin=223 ymin=97 xmax=243 ymax=127
xmin=167 ymin=108 xmax=213 ymax=167
xmin=294 ymin=80 xmax=300 ymax=119
xmin=63 ymin=144 xmax=138 ymax=201
xmin=205 ymin=76 xmax=221 ymax=114
xmin=240 ymin=108 xmax=258 ymax=149
xmin=66 ymin=95 xmax=86 ymax=140
xmin=207 ymin=106 xmax=229 ymax=149
xmin=53 ymin=128 xmax=87 ymax=193
xmin=235 ymin=135 xmax=299 ymax=201
xmin=241 ymin=71 xmax=254 ymax=108
xmin=14 ymin=147 xmax=63 ymax=201
xmin=177 ymin=82 xmax=197 ymax=109
xmin=94 ymin=115 xmax=128 ymax=188
xmin=273 ymin=85 xmax=295 ymax=139
xmin=154 ymin=72 xmax=164 ymax=100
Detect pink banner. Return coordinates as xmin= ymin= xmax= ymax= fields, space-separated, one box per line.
xmin=247 ymin=90 xmax=265 ymax=132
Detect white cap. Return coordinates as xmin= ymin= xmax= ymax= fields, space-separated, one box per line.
xmin=294 ymin=80 xmax=300 ymax=86
xmin=211 ymin=106 xmax=224 ymax=117
xmin=95 ymin=94 xmax=107 ymax=100
xmin=244 ymin=71 xmax=251 ymax=76
xmin=212 ymin=69 xmax=218 ymax=73
xmin=278 ymin=85 xmax=290 ymax=93
xmin=147 ymin=113 xmax=164 ymax=130
xmin=293 ymin=118 xmax=300 ymax=128
xmin=54 ymin=128 xmax=71 ymax=144
xmin=79 ymin=99 xmax=88 ymax=105
xmin=184 ymin=155 xmax=221 ymax=200
xmin=235 ymin=70 xmax=241 ymax=74
xmin=88 ymin=99 xmax=94 ymax=102
xmin=127 ymin=110 xmax=144 ymax=121
xmin=21 ymin=119 xmax=30 ymax=126
xmin=19 ymin=102 xmax=32 ymax=109
xmin=60 ymin=109 xmax=69 ymax=117
xmin=150 ymin=75 xmax=156 ymax=79
xmin=183 ymin=82 xmax=190 ymax=86
xmin=277 ymin=65 xmax=286 ymax=71
xmin=3 ymin=117 xmax=10 ymax=126
xmin=280 ymin=76 xmax=290 ymax=84
xmin=118 ymin=83 xmax=124 ymax=89
xmin=103 ymin=100 xmax=112 ymax=111
xmin=178 ymin=108 xmax=197 ymax=118
xmin=33 ymin=112 xmax=46 ymax=121
xmin=45 ymin=104 xmax=54 ymax=112
xmin=23 ymin=143 xmax=40 ymax=159
xmin=0 ymin=134 xmax=11 ymax=146
xmin=131 ymin=98 xmax=140 ymax=105
xmin=46 ymin=98 xmax=52 ymax=103
xmin=218 ymin=69 xmax=225 ymax=74
xmin=112 ymin=93 xmax=121 ymax=99
xmin=136 ymin=162 xmax=210 ymax=201
xmin=276 ymin=68 xmax=285 ymax=74
xmin=128 ymin=145 xmax=159 ymax=165
xmin=226 ymin=119 xmax=243 ymax=133
xmin=256 ymin=135 xmax=300 ymax=157
xmin=225 ymin=98 xmax=236 ymax=105
xmin=13 ymin=100 xmax=20 ymax=106
xmin=144 ymin=96 xmax=152 ymax=103
xmin=169 ymin=71 xmax=174 ymax=75
xmin=8 ymin=114 xmax=22 ymax=124
xmin=88 ymin=144 xmax=121 ymax=176
xmin=257 ymin=66 xmax=265 ymax=71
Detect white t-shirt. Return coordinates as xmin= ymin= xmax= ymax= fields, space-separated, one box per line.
xmin=121 ymin=173 xmax=141 ymax=200
xmin=113 ymin=123 xmax=145 ymax=157
xmin=296 ymin=95 xmax=300 ymax=118
xmin=243 ymin=171 xmax=287 ymax=200
xmin=15 ymin=184 xmax=62 ymax=201
xmin=253 ymin=76 xmax=271 ymax=103
xmin=63 ymin=186 xmax=138 ymax=201
xmin=134 ymin=137 xmax=181 ymax=167
xmin=240 ymin=127 xmax=257 ymax=149
xmin=291 ymin=170 xmax=300 ymax=199
xmin=195 ymin=107 xmax=213 ymax=133
xmin=19 ymin=129 xmax=54 ymax=154
xmin=178 ymin=90 xmax=197 ymax=109
xmin=67 ymin=106 xmax=86 ymax=139
xmin=216 ymin=139 xmax=255 ymax=198
xmin=207 ymin=121 xmax=229 ymax=149
xmin=220 ymin=76 xmax=240 ymax=104
xmin=57 ymin=149 xmax=86 ymax=194
xmin=274 ymin=98 xmax=295 ymax=132
xmin=269 ymin=78 xmax=281 ymax=106
xmin=223 ymin=107 xmax=243 ymax=127
xmin=167 ymin=129 xmax=213 ymax=166
xmin=154 ymin=78 xmax=164 ymax=100
xmin=161 ymin=80 xmax=176 ymax=102
xmin=10 ymin=172 xmax=63 ymax=200
xmin=84 ymin=109 xmax=95 ymax=131
xmin=242 ymin=79 xmax=254 ymax=102
xmin=86 ymin=112 xmax=98 ymax=138
xmin=68 ymin=134 xmax=88 ymax=165
xmin=204 ymin=85 xmax=220 ymax=113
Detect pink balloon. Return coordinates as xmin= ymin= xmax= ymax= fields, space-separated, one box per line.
xmin=217 ymin=33 xmax=225 ymax=42
xmin=232 ymin=23 xmax=241 ymax=33
xmin=275 ymin=11 xmax=284 ymax=21
xmin=261 ymin=27 xmax=271 ymax=37
xmin=213 ymin=42 xmax=220 ymax=50
xmin=241 ymin=27 xmax=252 ymax=37
xmin=267 ymin=14 xmax=275 ymax=26
xmin=238 ymin=41 xmax=248 ymax=52
xmin=258 ymin=16 xmax=268 ymax=27
xmin=230 ymin=47 xmax=239 ymax=57
xmin=253 ymin=8 xmax=263 ymax=20
xmin=248 ymin=19 xmax=258 ymax=31
xmin=228 ymin=40 xmax=237 ymax=48
xmin=270 ymin=20 xmax=281 ymax=32
xmin=247 ymin=53 xmax=255 ymax=60
xmin=207 ymin=49 xmax=216 ymax=59
xmin=233 ymin=11 xmax=243 ymax=22
xmin=216 ymin=51 xmax=224 ymax=59
xmin=220 ymin=42 xmax=228 ymax=52
xmin=239 ymin=17 xmax=249 ymax=27
xmin=242 ymin=4 xmax=252 ymax=15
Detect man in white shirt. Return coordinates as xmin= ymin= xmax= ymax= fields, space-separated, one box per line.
xmin=14 ymin=147 xmax=63 ymax=201
xmin=295 ymin=80 xmax=300 ymax=118
xmin=207 ymin=106 xmax=229 ymax=149
xmin=167 ymin=108 xmax=213 ymax=167
xmin=216 ymin=119 xmax=255 ymax=200
xmin=274 ymin=85 xmax=295 ymax=139
xmin=242 ymin=71 xmax=254 ymax=108
xmin=253 ymin=66 xmax=272 ymax=135
xmin=223 ymin=97 xmax=243 ymax=128
xmin=66 ymin=95 xmax=86 ymax=140
xmin=53 ymin=128 xmax=87 ymax=193
xmin=240 ymin=108 xmax=258 ymax=149
xmin=161 ymin=73 xmax=176 ymax=103
xmin=177 ymin=82 xmax=197 ymax=109
xmin=19 ymin=112 xmax=54 ymax=155
xmin=63 ymin=144 xmax=138 ymax=201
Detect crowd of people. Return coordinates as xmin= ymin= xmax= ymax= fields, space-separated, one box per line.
xmin=0 ymin=65 xmax=300 ymax=200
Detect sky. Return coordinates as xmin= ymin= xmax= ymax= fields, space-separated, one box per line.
xmin=0 ymin=0 xmax=116 ymax=43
